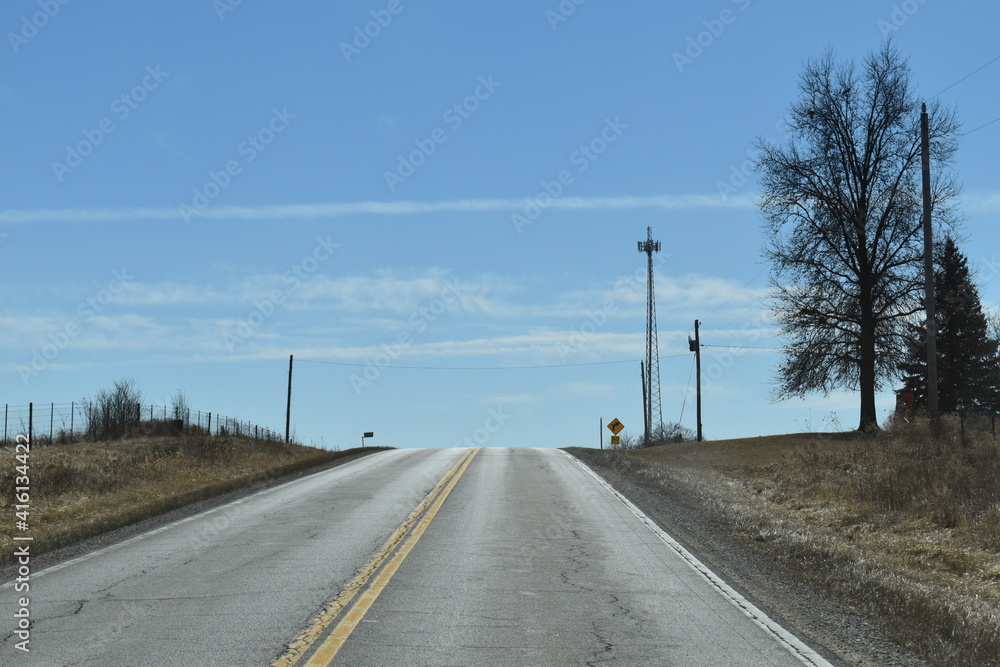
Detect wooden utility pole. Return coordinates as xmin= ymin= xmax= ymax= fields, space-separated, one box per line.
xmin=693 ymin=320 xmax=703 ymax=442
xmin=285 ymin=354 xmax=293 ymax=443
xmin=921 ymin=103 xmax=939 ymax=426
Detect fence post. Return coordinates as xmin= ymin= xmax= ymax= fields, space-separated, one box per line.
xmin=50 ymin=402 xmax=54 ymax=444
xmin=208 ymin=412 xmax=212 ymax=434
xmin=4 ymin=404 xmax=7 ymax=443
xmin=70 ymin=401 xmax=74 ymax=440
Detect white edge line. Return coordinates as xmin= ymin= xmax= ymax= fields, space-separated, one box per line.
xmin=563 ymin=451 xmax=835 ymax=667
xmin=1 ymin=449 xmax=403 ymax=589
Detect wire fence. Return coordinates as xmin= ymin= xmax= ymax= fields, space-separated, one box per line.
xmin=0 ymin=402 xmax=282 ymax=446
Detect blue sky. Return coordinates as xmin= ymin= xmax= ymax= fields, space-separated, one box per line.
xmin=2 ymin=1 xmax=999 ymax=448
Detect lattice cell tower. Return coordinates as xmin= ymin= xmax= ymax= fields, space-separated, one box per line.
xmin=637 ymin=226 xmax=663 ymax=444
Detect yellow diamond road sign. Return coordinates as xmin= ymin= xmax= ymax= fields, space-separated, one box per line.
xmin=607 ymin=418 xmax=624 ymax=435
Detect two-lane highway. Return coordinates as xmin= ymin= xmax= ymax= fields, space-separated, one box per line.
xmin=2 ymin=448 xmax=833 ymax=665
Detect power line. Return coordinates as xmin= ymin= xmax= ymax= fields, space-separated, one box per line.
xmin=704 ymin=267 xmax=768 ymax=320
xmin=930 ymin=54 xmax=1000 ymax=137
xmin=296 ymin=358 xmax=639 ymax=370
xmin=684 ymin=268 xmax=770 ymax=344
xmin=962 ymin=115 xmax=1000 ymax=137
xmin=717 ymin=300 xmax=769 ymax=332
xmin=611 ymin=363 xmax=642 ymax=421
xmin=677 ymin=354 xmax=695 ymax=426
xmin=700 ymin=344 xmax=783 ymax=350
xmin=932 ymin=54 xmax=1000 ymax=99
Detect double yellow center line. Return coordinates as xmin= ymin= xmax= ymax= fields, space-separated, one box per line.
xmin=273 ymin=448 xmax=480 ymax=667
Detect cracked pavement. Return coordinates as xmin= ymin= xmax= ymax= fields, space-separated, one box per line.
xmin=2 ymin=448 xmax=832 ymax=665
xmin=332 ymin=448 xmax=827 ymax=666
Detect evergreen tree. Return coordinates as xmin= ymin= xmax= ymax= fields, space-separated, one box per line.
xmin=900 ymin=237 xmax=1000 ymax=412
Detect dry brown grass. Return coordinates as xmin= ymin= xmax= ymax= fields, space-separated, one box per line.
xmin=0 ymin=433 xmax=384 ymax=565
xmin=594 ymin=421 xmax=1000 ymax=666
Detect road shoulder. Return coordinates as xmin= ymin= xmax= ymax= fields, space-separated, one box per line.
xmin=566 ymin=447 xmax=924 ymax=667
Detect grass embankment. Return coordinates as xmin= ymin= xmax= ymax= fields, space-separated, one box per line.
xmin=1 ymin=432 xmax=388 ymax=565
xmin=574 ymin=421 xmax=1000 ymax=666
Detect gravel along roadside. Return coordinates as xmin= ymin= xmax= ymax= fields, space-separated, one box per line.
xmin=566 ymin=447 xmax=926 ymax=667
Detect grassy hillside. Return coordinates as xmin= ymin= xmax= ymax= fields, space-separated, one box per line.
xmin=571 ymin=419 xmax=1000 ymax=665
xmin=1 ymin=431 xmax=386 ymax=565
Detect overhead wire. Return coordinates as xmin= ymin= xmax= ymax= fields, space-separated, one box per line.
xmin=703 ymin=267 xmax=768 ymax=320
xmin=611 ymin=363 xmax=642 ymax=421
xmin=931 ymin=54 xmax=1000 ymax=99
xmin=929 ymin=53 xmax=1000 ymax=137
xmin=296 ymin=358 xmax=639 ymax=370
xmin=961 ymin=115 xmax=1000 ymax=137
xmin=700 ymin=344 xmax=783 ymax=350
xmin=677 ymin=354 xmax=695 ymax=426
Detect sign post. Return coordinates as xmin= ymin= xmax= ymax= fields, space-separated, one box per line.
xmin=606 ymin=418 xmax=625 ymax=447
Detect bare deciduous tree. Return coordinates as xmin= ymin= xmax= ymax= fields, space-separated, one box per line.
xmin=86 ymin=377 xmax=142 ymax=441
xmin=171 ymin=389 xmax=191 ymax=423
xmin=755 ymin=43 xmax=960 ymax=431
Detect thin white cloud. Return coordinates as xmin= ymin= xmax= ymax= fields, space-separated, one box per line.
xmin=483 ymin=394 xmax=536 ymax=405
xmin=116 ymin=281 xmax=231 ymax=306
xmin=150 ymin=131 xmax=196 ymax=163
xmin=0 ymin=194 xmax=755 ymax=224
xmin=552 ymin=381 xmax=616 ymax=399
xmin=963 ymin=191 xmax=1000 ymax=214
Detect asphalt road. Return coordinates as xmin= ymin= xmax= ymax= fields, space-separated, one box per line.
xmin=2 ymin=448 xmax=834 ymax=666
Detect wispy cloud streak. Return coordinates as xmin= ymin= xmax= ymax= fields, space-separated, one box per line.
xmin=963 ymin=191 xmax=1000 ymax=214
xmin=0 ymin=194 xmax=755 ymax=224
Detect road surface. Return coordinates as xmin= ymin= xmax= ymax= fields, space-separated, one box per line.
xmin=2 ymin=447 xmax=833 ymax=665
